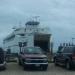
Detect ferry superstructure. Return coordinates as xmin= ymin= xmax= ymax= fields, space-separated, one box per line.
xmin=3 ymin=21 xmax=52 ymax=54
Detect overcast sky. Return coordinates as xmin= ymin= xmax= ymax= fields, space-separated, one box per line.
xmin=0 ymin=0 xmax=75 ymax=50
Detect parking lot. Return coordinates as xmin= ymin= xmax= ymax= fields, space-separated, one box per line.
xmin=0 ymin=63 xmax=75 ymax=75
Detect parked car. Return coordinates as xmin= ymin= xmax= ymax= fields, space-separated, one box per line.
xmin=18 ymin=47 xmax=48 ymax=70
xmin=0 ymin=47 xmax=6 ymax=70
xmin=54 ymin=46 xmax=75 ymax=70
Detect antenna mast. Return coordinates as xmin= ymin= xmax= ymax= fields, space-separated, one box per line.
xmin=19 ymin=21 xmax=22 ymax=28
xmin=33 ymin=16 xmax=40 ymax=21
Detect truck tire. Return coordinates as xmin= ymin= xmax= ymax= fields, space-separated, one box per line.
xmin=3 ymin=66 xmax=6 ymax=70
xmin=23 ymin=65 xmax=27 ymax=70
xmin=0 ymin=66 xmax=6 ymax=70
xmin=54 ymin=58 xmax=58 ymax=66
xmin=65 ymin=61 xmax=72 ymax=70
xmin=42 ymin=66 xmax=48 ymax=71
xmin=18 ymin=60 xmax=22 ymax=66
xmin=23 ymin=66 xmax=26 ymax=70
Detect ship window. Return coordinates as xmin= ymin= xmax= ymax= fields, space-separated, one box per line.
xmin=25 ymin=29 xmax=26 ymax=32
xmin=19 ymin=34 xmax=25 ymax=36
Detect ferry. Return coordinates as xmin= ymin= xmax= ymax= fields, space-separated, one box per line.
xmin=3 ymin=20 xmax=52 ymax=55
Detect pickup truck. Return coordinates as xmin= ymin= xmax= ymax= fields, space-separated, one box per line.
xmin=0 ymin=48 xmax=6 ymax=70
xmin=18 ymin=47 xmax=48 ymax=70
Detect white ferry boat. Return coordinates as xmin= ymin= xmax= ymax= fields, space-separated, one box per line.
xmin=3 ymin=20 xmax=52 ymax=54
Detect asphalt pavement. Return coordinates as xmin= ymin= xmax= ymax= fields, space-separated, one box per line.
xmin=0 ymin=62 xmax=75 ymax=75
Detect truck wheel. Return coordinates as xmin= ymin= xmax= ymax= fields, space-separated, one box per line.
xmin=23 ymin=66 xmax=26 ymax=70
xmin=23 ymin=65 xmax=27 ymax=70
xmin=54 ymin=59 xmax=58 ymax=66
xmin=42 ymin=66 xmax=48 ymax=71
xmin=3 ymin=66 xmax=6 ymax=70
xmin=18 ymin=60 xmax=22 ymax=66
xmin=1 ymin=66 xmax=6 ymax=70
xmin=65 ymin=61 xmax=72 ymax=70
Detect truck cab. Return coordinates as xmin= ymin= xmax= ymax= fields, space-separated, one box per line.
xmin=18 ymin=47 xmax=48 ymax=70
xmin=54 ymin=46 xmax=75 ymax=70
xmin=0 ymin=47 xmax=6 ymax=70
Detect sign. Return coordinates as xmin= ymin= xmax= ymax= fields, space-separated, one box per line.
xmin=18 ymin=42 xmax=27 ymax=47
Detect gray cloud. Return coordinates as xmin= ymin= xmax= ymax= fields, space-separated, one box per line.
xmin=0 ymin=0 xmax=75 ymax=50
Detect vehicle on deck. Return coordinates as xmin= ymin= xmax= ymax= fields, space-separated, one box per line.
xmin=54 ymin=46 xmax=75 ymax=70
xmin=0 ymin=48 xmax=6 ymax=70
xmin=18 ymin=47 xmax=48 ymax=70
